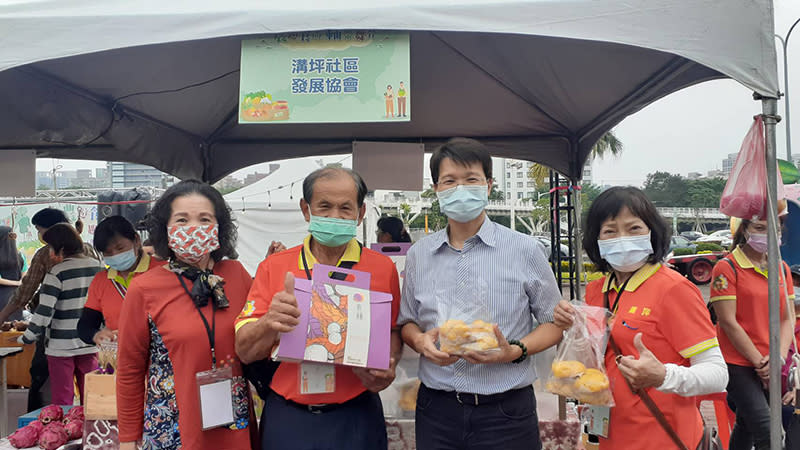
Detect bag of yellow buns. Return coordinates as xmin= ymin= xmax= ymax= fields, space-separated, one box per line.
xmin=438 ymin=319 xmax=500 ymax=355
xmin=545 ymin=303 xmax=614 ymax=406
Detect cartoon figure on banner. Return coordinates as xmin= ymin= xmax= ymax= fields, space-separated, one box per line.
xmin=16 ymin=207 xmax=31 ymax=241
xmin=304 ymin=284 xmax=350 ymax=364
xmin=384 ymin=85 xmax=395 ymax=118
xmin=397 ymin=81 xmax=408 ymax=117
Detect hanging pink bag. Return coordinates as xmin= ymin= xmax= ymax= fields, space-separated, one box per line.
xmin=719 ymin=116 xmax=785 ymax=220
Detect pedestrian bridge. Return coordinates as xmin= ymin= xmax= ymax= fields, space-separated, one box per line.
xmin=377 ymin=198 xmax=729 ymax=222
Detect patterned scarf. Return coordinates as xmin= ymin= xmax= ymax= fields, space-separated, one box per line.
xmin=168 ymin=258 xmax=229 ymax=309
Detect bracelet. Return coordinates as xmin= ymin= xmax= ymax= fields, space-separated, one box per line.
xmin=508 ymin=339 xmax=527 ymax=364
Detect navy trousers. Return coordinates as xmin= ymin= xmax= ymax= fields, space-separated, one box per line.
xmin=416 ymin=384 xmax=541 ymax=450
xmin=261 ymin=389 xmax=388 ymax=450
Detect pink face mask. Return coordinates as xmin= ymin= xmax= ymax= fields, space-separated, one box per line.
xmin=167 ymin=224 xmax=220 ymax=264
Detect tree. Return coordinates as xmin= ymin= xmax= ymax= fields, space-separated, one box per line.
xmin=528 ymin=130 xmax=623 ymax=185
xmin=686 ymin=177 xmax=726 ymax=208
xmin=419 ymin=188 xmax=448 ymax=231
xmin=580 ymin=183 xmax=603 ymax=217
xmin=642 ymin=171 xmax=689 ymax=206
xmin=489 ymin=183 xmax=505 ymax=200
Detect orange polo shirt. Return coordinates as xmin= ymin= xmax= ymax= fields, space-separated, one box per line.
xmin=84 ymin=253 xmax=165 ymax=330
xmin=709 ymin=246 xmax=795 ymax=367
xmin=586 ymin=264 xmax=718 ymax=450
xmin=235 ymin=237 xmax=401 ymax=405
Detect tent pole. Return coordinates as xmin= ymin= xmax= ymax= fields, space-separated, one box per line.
xmin=762 ymin=97 xmax=782 ymax=450
xmin=571 ymin=177 xmax=584 ymax=301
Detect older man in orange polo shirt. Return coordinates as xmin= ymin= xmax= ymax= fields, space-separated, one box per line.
xmin=235 ymin=167 xmax=402 ymax=450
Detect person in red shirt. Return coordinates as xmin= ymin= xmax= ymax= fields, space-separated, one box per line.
xmin=77 ymin=215 xmax=165 ymax=345
xmin=235 ymin=167 xmax=402 ymax=450
xmin=116 ymin=180 xmax=257 ymax=450
xmin=555 ymin=187 xmax=727 ymax=450
xmin=711 ymin=214 xmax=795 ymax=450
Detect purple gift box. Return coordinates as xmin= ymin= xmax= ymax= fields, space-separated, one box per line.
xmin=275 ymin=264 xmax=393 ymax=370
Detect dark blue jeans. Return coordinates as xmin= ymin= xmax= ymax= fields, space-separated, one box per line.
xmin=261 ymin=389 xmax=387 ymax=450
xmin=727 ymin=364 xmax=772 ymax=450
xmin=416 ymin=384 xmax=541 ymax=450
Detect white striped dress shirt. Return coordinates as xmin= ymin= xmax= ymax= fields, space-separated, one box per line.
xmin=398 ymin=216 xmax=561 ymax=395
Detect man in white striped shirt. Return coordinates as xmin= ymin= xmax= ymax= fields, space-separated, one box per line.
xmin=398 ymin=138 xmax=563 ymax=450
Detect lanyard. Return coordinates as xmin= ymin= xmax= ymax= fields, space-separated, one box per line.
xmin=300 ymin=249 xmax=313 ymax=281
xmin=603 ymin=273 xmax=633 ymax=317
xmin=176 ymin=274 xmax=218 ymax=368
xmin=110 ymin=279 xmax=127 ymax=300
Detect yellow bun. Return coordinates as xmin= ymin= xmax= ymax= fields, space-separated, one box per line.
xmin=575 ymin=368 xmax=610 ymax=392
xmin=551 ymin=360 xmax=586 ymax=378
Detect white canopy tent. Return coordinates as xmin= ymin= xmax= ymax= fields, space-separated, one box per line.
xmin=0 ymin=0 xmax=779 ymax=183
xmin=0 ymin=0 xmax=787 ymax=444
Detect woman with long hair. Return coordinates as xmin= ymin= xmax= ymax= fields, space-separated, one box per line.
xmin=0 ymin=226 xmax=24 ymax=321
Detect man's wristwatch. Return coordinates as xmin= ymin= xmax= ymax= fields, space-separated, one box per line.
xmin=508 ymin=339 xmax=528 ymax=364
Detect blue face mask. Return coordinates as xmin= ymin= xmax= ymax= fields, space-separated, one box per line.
xmin=436 ymin=184 xmax=489 ymax=223
xmin=309 ymin=215 xmax=358 ymax=247
xmin=597 ymin=233 xmax=653 ymax=273
xmin=104 ymin=248 xmax=137 ymax=272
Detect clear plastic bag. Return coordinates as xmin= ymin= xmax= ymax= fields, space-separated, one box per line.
xmin=545 ymin=303 xmax=613 ymax=406
xmin=436 ymin=281 xmax=500 ymax=355
xmin=719 ymin=116 xmax=785 ymax=220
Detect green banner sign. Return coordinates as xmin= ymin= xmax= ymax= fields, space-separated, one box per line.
xmin=239 ymin=31 xmax=410 ymax=124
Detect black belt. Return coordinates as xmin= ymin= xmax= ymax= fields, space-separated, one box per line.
xmin=422 ymin=384 xmax=533 ymax=406
xmin=279 ymin=389 xmax=372 ymax=415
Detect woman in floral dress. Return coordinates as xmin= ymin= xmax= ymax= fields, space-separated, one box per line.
xmin=117 ymin=180 xmax=257 ymax=450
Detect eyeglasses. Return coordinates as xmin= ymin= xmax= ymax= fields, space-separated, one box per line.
xmin=437 ymin=177 xmax=487 ymax=188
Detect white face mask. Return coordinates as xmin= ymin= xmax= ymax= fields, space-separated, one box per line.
xmin=597 ymin=233 xmax=653 ymax=273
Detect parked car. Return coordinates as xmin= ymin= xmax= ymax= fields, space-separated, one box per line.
xmin=534 ymin=236 xmax=570 ymax=262
xmin=696 ymin=229 xmax=733 ymax=248
xmin=669 ymin=235 xmax=697 ymax=253
xmin=680 ymin=231 xmax=705 ymax=241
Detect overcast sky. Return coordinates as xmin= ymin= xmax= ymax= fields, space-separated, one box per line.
xmin=40 ymin=0 xmax=800 ymax=189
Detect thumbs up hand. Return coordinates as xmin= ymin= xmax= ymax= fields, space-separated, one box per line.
xmin=264 ymin=272 xmax=301 ymax=333
xmin=616 ymin=333 xmax=667 ymax=391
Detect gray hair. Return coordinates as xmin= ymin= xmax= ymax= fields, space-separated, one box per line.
xmin=302 ymin=167 xmax=369 ymax=206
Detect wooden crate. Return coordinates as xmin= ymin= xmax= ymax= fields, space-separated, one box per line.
xmin=0 ymin=331 xmax=33 ymax=387
xmin=84 ymin=373 xmax=117 ymax=420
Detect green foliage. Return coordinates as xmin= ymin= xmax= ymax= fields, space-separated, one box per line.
xmin=672 ymin=247 xmax=695 ymax=256
xmin=687 ymin=178 xmax=726 ymax=208
xmin=695 ymin=242 xmax=724 ymax=252
xmin=643 ymin=171 xmax=725 ymax=208
xmin=489 ymin=184 xmax=505 ymax=201
xmin=643 ymin=171 xmax=689 ymax=207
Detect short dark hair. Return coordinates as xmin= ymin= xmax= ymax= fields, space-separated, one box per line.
xmin=94 ymin=216 xmax=139 ymax=253
xmin=146 ymin=180 xmax=238 ymax=261
xmin=31 ymin=208 xmax=69 ymax=229
xmin=377 ymin=216 xmax=411 ymax=242
xmin=43 ymin=224 xmax=84 ymax=257
xmin=303 ymin=167 xmax=369 ymax=207
xmin=582 ymin=186 xmax=670 ymax=272
xmin=731 ymin=219 xmax=750 ymax=249
xmin=430 ymin=138 xmax=492 ymax=184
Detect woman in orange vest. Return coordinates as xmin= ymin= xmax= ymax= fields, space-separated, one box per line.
xmin=554 ymin=186 xmax=728 ymax=449
xmin=77 ymin=216 xmax=165 ymax=345
xmin=710 ymin=210 xmax=795 ymax=450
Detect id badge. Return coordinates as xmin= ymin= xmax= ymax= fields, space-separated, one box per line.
xmin=196 ymin=366 xmax=235 ymax=430
xmin=584 ymin=405 xmax=611 ymax=438
xmin=299 ymin=362 xmax=336 ymax=394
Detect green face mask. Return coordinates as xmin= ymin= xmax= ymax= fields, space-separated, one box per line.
xmin=309 ymin=215 xmax=358 ymax=247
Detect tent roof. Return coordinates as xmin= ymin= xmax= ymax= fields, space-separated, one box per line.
xmin=0 ymin=0 xmax=778 ymax=182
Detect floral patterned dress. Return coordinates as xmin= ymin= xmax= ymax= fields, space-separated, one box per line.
xmin=117 ymin=260 xmax=256 ymax=450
